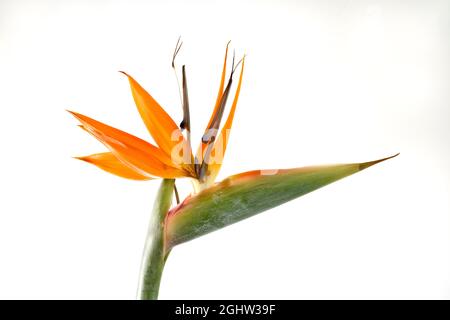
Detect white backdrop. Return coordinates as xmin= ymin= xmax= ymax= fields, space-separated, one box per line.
xmin=0 ymin=0 xmax=449 ymax=299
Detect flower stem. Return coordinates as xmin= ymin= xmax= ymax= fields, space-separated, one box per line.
xmin=137 ymin=179 xmax=174 ymax=300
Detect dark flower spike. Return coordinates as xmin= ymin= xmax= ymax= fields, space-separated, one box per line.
xmin=180 ymin=65 xmax=191 ymax=133
xmin=171 ymin=37 xmax=193 ymax=171
xmin=171 ymin=36 xmax=185 ymax=126
xmin=180 ymin=65 xmax=193 ymax=166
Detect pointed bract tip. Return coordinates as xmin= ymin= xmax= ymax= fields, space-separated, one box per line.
xmin=359 ymin=153 xmax=399 ymax=170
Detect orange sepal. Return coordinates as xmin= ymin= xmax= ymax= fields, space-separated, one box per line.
xmin=120 ymin=71 xmax=187 ymax=161
xmin=69 ymin=111 xmax=187 ymax=179
xmin=75 ymin=152 xmax=153 ymax=180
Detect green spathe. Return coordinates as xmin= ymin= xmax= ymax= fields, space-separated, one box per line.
xmin=166 ymin=154 xmax=398 ymax=248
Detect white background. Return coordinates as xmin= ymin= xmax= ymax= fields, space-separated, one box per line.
xmin=0 ymin=0 xmax=449 ymax=299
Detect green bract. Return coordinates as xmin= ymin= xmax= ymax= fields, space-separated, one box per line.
xmin=166 ymin=155 xmax=398 ymax=249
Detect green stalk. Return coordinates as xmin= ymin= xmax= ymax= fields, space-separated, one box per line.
xmin=137 ymin=179 xmax=174 ymax=300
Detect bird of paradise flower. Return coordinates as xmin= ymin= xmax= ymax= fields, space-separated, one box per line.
xmin=69 ymin=39 xmax=398 ymax=299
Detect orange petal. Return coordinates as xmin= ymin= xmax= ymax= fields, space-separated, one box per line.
xmin=75 ymin=152 xmax=153 ymax=180
xmin=207 ymin=57 xmax=245 ymax=182
xmin=120 ymin=71 xmax=186 ymax=159
xmin=69 ymin=111 xmax=187 ymax=179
